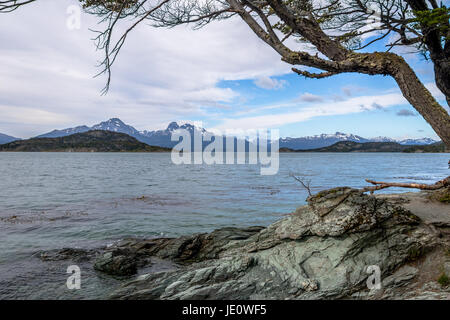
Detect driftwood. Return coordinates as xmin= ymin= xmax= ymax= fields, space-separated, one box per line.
xmin=362 ymin=176 xmax=450 ymax=193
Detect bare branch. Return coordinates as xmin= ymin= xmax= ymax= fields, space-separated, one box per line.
xmin=0 ymin=0 xmax=36 ymax=13
xmin=292 ymin=67 xmax=338 ymax=79
xmin=290 ymin=173 xmax=313 ymax=197
xmin=90 ymin=0 xmax=172 ymax=93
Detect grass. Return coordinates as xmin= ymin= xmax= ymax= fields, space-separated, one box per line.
xmin=407 ymin=246 xmax=423 ymax=261
xmin=439 ymin=192 xmax=450 ymax=203
xmin=428 ymin=187 xmax=450 ymax=203
xmin=437 ymin=273 xmax=449 ymax=287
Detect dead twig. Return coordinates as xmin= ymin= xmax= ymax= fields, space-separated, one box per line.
xmin=290 ymin=173 xmax=313 ymax=197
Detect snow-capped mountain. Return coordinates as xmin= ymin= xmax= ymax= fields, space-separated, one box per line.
xmin=279 ymin=132 xmax=438 ymax=150
xmin=34 ymin=118 xmax=439 ymax=149
xmin=368 ymin=136 xmax=437 ymax=145
xmin=279 ymin=132 xmax=370 ymax=150
xmin=141 ymin=122 xmax=206 ymax=138
xmin=91 ymin=118 xmax=140 ymax=136
xmin=368 ymin=136 xmax=397 ymax=143
xmin=35 ymin=119 xmax=210 ymax=148
xmin=397 ymin=138 xmax=437 ymax=145
xmin=36 ymin=125 xmax=91 ymax=138
xmin=138 ymin=121 xmax=210 ymax=148
xmin=37 ymin=119 xmax=142 ymax=142
xmin=0 ymin=133 xmax=20 ymax=145
xmin=37 ymin=118 xmax=140 ymax=139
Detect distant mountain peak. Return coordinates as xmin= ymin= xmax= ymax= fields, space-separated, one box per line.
xmin=93 ymin=118 xmax=126 ymax=127
xmin=167 ymin=122 xmax=180 ymax=131
xmin=102 ymin=118 xmax=125 ymax=125
xmin=165 ymin=121 xmax=206 ymax=133
xmin=91 ymin=118 xmax=139 ymax=135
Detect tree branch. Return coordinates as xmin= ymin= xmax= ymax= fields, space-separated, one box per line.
xmin=0 ymin=0 xmax=35 ymax=13
xmin=292 ymin=68 xmax=338 ymax=79
xmin=290 ymin=173 xmax=313 ymax=197
xmin=363 ymin=176 xmax=450 ymax=193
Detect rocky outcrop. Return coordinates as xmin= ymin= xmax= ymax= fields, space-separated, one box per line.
xmin=102 ymin=188 xmax=448 ymax=299
xmin=38 ymin=188 xmax=450 ymax=299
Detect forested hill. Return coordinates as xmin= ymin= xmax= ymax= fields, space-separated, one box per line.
xmin=0 ymin=130 xmax=171 ymax=152
xmin=292 ymin=141 xmax=447 ymax=153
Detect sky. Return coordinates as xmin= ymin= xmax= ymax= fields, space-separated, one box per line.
xmin=0 ymin=0 xmax=448 ymax=140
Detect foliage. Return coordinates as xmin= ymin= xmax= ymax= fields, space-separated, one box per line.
xmin=413 ymin=7 xmax=450 ymax=38
xmin=437 ymin=273 xmax=449 ymax=287
xmin=402 ymin=142 xmax=447 ymax=153
xmin=80 ymin=0 xmax=139 ymax=11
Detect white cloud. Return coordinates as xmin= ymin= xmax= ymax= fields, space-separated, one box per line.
xmin=0 ymin=0 xmax=291 ymax=137
xmin=0 ymin=104 xmax=72 ymax=125
xmin=297 ymin=92 xmax=324 ymax=102
xmin=214 ymin=91 xmax=408 ymax=130
xmin=253 ymin=76 xmax=286 ymax=90
xmin=341 ymin=85 xmax=365 ymax=97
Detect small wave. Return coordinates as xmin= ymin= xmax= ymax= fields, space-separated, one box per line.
xmin=249 ymin=186 xmax=281 ymax=195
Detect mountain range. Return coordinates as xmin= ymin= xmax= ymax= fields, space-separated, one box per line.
xmin=35 ymin=118 xmax=204 ymax=149
xmin=0 ymin=118 xmax=440 ymax=150
xmin=0 ymin=133 xmax=20 ymax=145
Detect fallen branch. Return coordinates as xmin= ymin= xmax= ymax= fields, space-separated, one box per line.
xmin=362 ymin=176 xmax=450 ymax=193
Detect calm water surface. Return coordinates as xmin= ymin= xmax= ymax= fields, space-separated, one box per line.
xmin=0 ymin=152 xmax=448 ymax=299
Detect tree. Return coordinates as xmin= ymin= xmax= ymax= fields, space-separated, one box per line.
xmin=2 ymin=0 xmax=450 ymax=147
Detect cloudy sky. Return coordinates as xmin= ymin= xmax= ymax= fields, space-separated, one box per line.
xmin=0 ymin=0 xmax=447 ymax=139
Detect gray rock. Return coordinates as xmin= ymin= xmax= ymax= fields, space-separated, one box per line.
xmin=92 ymin=226 xmax=264 ymax=277
xmin=94 ymin=249 xmax=138 ymax=276
xmin=382 ymin=265 xmax=418 ymax=288
xmin=108 ymin=188 xmax=442 ymax=300
xmin=444 ymin=262 xmax=450 ymax=276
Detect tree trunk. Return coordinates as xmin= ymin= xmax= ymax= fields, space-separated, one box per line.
xmin=434 ymin=59 xmax=450 ymax=107
xmin=365 ymin=176 xmax=450 ymax=191
xmin=387 ymin=54 xmax=450 ymax=148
